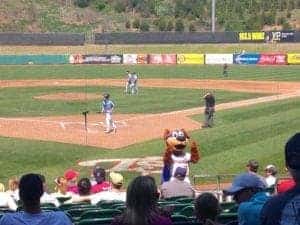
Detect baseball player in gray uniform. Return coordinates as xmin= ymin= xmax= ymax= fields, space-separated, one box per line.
xmin=101 ymin=93 xmax=117 ymax=133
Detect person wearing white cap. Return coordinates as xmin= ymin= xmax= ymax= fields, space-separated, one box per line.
xmin=224 ymin=172 xmax=269 ymax=225
xmin=264 ymin=164 xmax=277 ymax=188
xmin=91 ymin=172 xmax=126 ymax=204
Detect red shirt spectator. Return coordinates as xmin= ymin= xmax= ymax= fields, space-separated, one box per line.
xmin=90 ymin=166 xmax=111 ymax=194
xmin=276 ymin=178 xmax=296 ymax=194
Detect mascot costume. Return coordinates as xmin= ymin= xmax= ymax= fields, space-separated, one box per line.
xmin=162 ymin=129 xmax=200 ymax=183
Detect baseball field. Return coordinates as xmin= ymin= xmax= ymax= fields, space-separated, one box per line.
xmin=0 ymin=44 xmax=300 ymax=188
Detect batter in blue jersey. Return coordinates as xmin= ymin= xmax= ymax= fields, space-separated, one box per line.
xmin=101 ymin=93 xmax=117 ymax=133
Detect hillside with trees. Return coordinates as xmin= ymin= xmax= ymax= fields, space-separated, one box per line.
xmin=0 ymin=0 xmax=299 ymax=33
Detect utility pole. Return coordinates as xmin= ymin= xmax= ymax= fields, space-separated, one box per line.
xmin=211 ymin=0 xmax=216 ymax=32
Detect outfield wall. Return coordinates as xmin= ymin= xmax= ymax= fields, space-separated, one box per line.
xmin=0 ymin=53 xmax=299 ymax=65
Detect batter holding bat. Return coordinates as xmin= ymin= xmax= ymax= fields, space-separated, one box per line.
xmin=101 ymin=93 xmax=117 ymax=133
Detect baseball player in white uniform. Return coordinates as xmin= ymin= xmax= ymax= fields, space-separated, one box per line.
xmin=124 ymin=70 xmax=132 ymax=94
xmin=131 ymin=72 xmax=138 ymax=95
xmin=101 ymin=93 xmax=117 ymax=133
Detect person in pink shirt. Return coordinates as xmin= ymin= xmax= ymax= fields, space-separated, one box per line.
xmin=64 ymin=169 xmax=79 ymax=194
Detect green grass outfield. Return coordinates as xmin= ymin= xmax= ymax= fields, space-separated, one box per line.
xmin=0 ymin=86 xmax=267 ymax=117
xmin=1 ymin=64 xmax=300 ymax=81
xmin=0 ymin=97 xmax=299 ymax=187
xmin=0 ymin=64 xmax=299 ymax=188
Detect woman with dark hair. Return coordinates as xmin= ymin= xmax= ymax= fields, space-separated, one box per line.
xmin=111 ymin=175 xmax=172 ymax=225
xmin=195 ymin=192 xmax=223 ymax=225
xmin=70 ymin=178 xmax=92 ymax=203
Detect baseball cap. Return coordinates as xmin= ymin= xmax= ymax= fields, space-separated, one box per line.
xmin=224 ymin=173 xmax=266 ymax=195
xmin=109 ymin=172 xmax=124 ymax=185
xmin=174 ymin=167 xmax=187 ymax=178
xmin=64 ymin=169 xmax=79 ymax=181
xmin=285 ymin=133 xmax=300 ymax=169
xmin=93 ymin=166 xmax=106 ymax=183
xmin=265 ymin=164 xmax=277 ymax=174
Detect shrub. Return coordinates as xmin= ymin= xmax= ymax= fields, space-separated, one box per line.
xmin=157 ymin=18 xmax=167 ymax=31
xmin=114 ymin=1 xmax=126 ymax=13
xmin=166 ymin=20 xmax=174 ymax=31
xmin=189 ymin=23 xmax=196 ymax=32
xmin=96 ymin=1 xmax=106 ymax=11
xmin=74 ymin=0 xmax=90 ymax=8
xmin=175 ymin=19 xmax=184 ymax=32
xmin=140 ymin=20 xmax=150 ymax=31
xmin=125 ymin=20 xmax=131 ymax=29
xmin=132 ymin=18 xmax=140 ymax=29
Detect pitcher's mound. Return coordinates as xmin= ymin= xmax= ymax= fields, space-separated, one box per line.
xmin=35 ymin=92 xmax=101 ymax=101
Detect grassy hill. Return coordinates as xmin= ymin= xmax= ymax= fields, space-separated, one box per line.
xmin=0 ymin=0 xmax=299 ymax=33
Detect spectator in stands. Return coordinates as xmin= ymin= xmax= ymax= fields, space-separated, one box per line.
xmin=246 ymin=159 xmax=259 ymax=174
xmin=6 ymin=177 xmax=19 ymax=202
xmin=111 ymin=175 xmax=172 ymax=225
xmin=91 ymin=172 xmax=126 ymax=204
xmin=246 ymin=159 xmax=267 ymax=186
xmin=0 ymin=173 xmax=72 ymax=225
xmin=276 ymin=170 xmax=296 ymax=194
xmin=264 ymin=164 xmax=278 ymax=188
xmin=224 ymin=172 xmax=268 ymax=225
xmin=261 ymin=133 xmax=300 ymax=225
xmin=38 ymin=174 xmax=60 ymax=207
xmin=51 ymin=176 xmax=73 ymax=200
xmin=64 ymin=168 xmax=79 ymax=194
xmin=194 ymin=192 xmax=222 ymax=225
xmin=160 ymin=167 xmax=195 ymax=199
xmin=0 ymin=183 xmax=17 ymax=211
xmin=70 ymin=178 xmax=92 ymax=203
xmin=90 ymin=166 xmax=111 ymax=193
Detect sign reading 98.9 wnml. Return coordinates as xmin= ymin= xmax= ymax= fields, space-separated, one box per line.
xmin=239 ymin=32 xmax=265 ymax=42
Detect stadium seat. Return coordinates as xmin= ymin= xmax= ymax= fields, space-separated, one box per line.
xmin=175 ymin=197 xmax=195 ymax=204
xmin=80 ymin=209 xmax=122 ymax=220
xmin=78 ymin=218 xmax=113 ymax=225
xmin=165 ymin=196 xmax=189 ymax=202
xmin=59 ymin=202 xmax=90 ymax=211
xmin=56 ymin=196 xmax=72 ymax=204
xmin=96 ymin=200 xmax=124 ymax=209
xmin=179 ymin=205 xmax=195 ymax=218
xmin=66 ymin=207 xmax=95 ymax=222
xmin=217 ymin=213 xmax=238 ymax=224
xmin=220 ymin=202 xmax=238 ymax=213
xmin=171 ymin=214 xmax=190 ymax=222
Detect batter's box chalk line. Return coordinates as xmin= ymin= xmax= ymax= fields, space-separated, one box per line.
xmin=60 ymin=120 xmax=127 ymax=132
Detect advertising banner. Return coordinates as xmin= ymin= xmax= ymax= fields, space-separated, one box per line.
xmin=239 ymin=32 xmax=265 ymax=42
xmin=233 ymin=53 xmax=260 ymax=65
xmin=137 ymin=54 xmax=148 ymax=64
xmin=177 ymin=54 xmax=205 ymax=64
xmin=123 ymin=54 xmax=148 ymax=64
xmin=70 ymin=54 xmax=122 ymax=64
xmin=258 ymin=53 xmax=287 ymax=65
xmin=205 ymin=54 xmax=233 ymax=64
xmin=123 ymin=54 xmax=138 ymax=64
xmin=287 ymin=54 xmax=300 ymax=64
xmin=149 ymin=54 xmax=176 ymax=64
xmin=265 ymin=31 xmax=295 ymax=43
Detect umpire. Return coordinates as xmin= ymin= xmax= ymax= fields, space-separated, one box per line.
xmin=202 ymin=92 xmax=215 ymax=128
